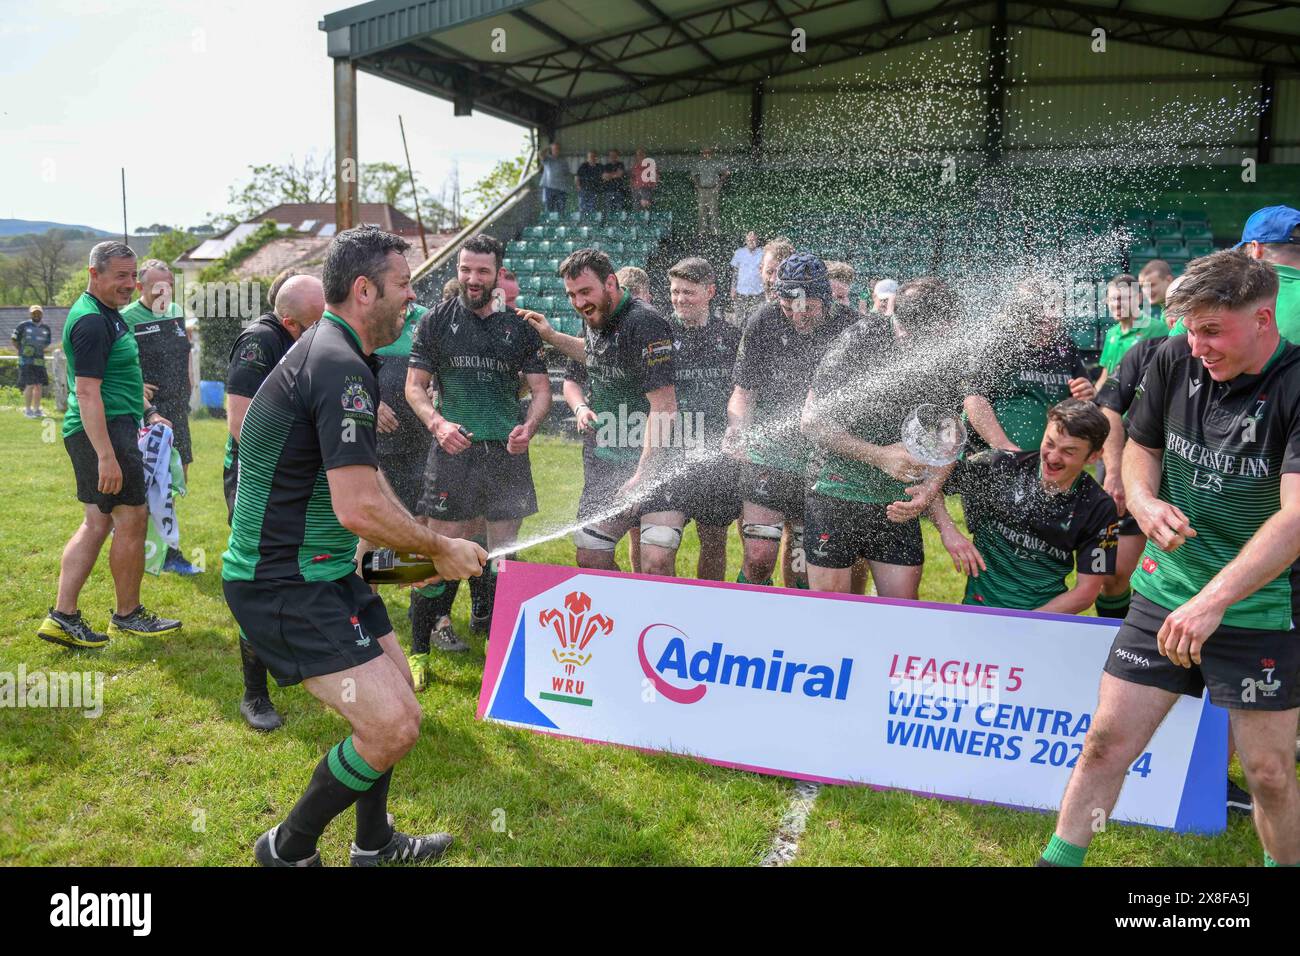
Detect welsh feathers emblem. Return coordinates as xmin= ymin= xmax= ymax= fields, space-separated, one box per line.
xmin=539 ymin=591 xmax=614 ymax=675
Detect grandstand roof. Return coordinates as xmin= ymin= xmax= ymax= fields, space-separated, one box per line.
xmin=319 ymin=0 xmax=1300 ymax=131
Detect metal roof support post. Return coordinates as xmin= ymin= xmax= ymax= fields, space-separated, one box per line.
xmin=1257 ymin=66 xmax=1275 ymax=165
xmin=986 ymin=0 xmax=1009 ymax=163
xmin=750 ymin=82 xmax=765 ymax=161
xmin=334 ymin=57 xmax=360 ymax=232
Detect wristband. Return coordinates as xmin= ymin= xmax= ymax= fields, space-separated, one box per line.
xmin=144 ymin=405 xmax=159 ymax=421
xmin=574 ymin=403 xmax=590 ymax=415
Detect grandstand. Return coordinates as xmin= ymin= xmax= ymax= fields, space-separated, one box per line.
xmin=318 ymin=0 xmax=1300 ymax=353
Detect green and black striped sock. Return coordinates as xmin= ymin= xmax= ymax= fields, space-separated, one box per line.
xmin=1094 ymin=588 xmax=1131 ymax=619
xmin=1264 ymin=852 xmax=1300 ymax=866
xmin=276 ymin=736 xmax=383 ymax=861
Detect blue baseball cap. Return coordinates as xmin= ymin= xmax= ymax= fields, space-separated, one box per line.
xmin=1236 ymin=205 xmax=1300 ymax=247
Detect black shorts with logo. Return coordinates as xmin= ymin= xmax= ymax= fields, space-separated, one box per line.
xmin=18 ymin=365 xmax=48 ymax=387
xmin=157 ymin=401 xmax=192 ymax=465
xmin=804 ymin=492 xmax=925 ymax=568
xmin=739 ymin=459 xmax=806 ymax=521
xmin=417 ymin=440 xmax=537 ymax=522
xmin=65 ymin=415 xmax=147 ymax=514
xmin=663 ymin=455 xmax=742 ymax=529
xmin=576 ymin=443 xmax=679 ymax=525
xmin=223 ymin=573 xmax=391 ymax=687
xmin=1103 ymin=592 xmax=1300 ymax=710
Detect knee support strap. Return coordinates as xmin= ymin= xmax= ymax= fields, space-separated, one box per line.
xmin=572 ymin=525 xmax=619 ymax=551
xmin=741 ymin=522 xmax=783 ymax=541
xmin=639 ymin=523 xmax=683 ymax=551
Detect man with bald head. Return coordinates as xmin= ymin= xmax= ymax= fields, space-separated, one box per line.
xmin=222 ymin=273 xmax=325 ymax=731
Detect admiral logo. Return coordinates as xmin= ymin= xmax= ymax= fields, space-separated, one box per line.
xmin=638 ymin=624 xmax=853 ymax=705
xmin=539 ymin=591 xmax=613 ymax=707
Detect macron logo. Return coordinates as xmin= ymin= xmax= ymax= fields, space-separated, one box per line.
xmin=50 ymin=886 xmax=151 ymax=936
xmin=1188 ymin=378 xmax=1203 ymax=398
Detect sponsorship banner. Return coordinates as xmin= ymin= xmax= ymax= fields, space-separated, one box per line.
xmin=479 ymin=562 xmax=1228 ymax=833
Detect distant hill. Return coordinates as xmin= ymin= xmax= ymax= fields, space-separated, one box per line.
xmin=0 ymin=219 xmax=115 ymax=238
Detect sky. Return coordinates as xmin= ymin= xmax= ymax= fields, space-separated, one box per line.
xmin=0 ymin=0 xmax=528 ymax=233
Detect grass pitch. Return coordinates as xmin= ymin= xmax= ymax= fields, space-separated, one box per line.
xmin=0 ymin=395 xmax=1272 ymax=865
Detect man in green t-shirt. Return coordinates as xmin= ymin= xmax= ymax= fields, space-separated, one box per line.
xmin=1042 ymin=249 xmax=1300 ymax=869
xmin=36 ymin=242 xmax=181 ymax=650
xmin=1096 ymin=272 xmax=1165 ymax=394
xmin=1139 ymin=259 xmax=1173 ymax=329
xmin=1238 ymin=204 xmax=1300 ymax=344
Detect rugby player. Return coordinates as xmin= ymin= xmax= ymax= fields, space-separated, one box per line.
xmin=404 ymin=234 xmax=550 ymax=672
xmin=1138 ymin=259 xmax=1173 ymax=327
xmin=38 ymin=241 xmax=181 ymax=649
xmin=663 ymin=256 xmax=742 ymax=580
xmin=1095 ymin=272 xmax=1166 ymax=395
xmin=1042 ymin=250 xmax=1300 ymax=867
xmin=965 ymin=281 xmax=1095 ymax=452
xmin=727 ymin=253 xmax=858 ymax=588
xmin=122 ymin=259 xmax=201 ymax=574
xmin=223 ymin=225 xmax=485 ymax=867
xmin=802 ymin=277 xmax=982 ymax=599
xmin=528 ymin=248 xmax=685 ymax=575
xmin=223 ymin=273 xmax=324 ymax=730
xmin=940 ymin=400 xmax=1118 ymax=613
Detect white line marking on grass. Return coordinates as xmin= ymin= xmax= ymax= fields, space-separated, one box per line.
xmin=760 ymin=780 xmax=822 ymax=867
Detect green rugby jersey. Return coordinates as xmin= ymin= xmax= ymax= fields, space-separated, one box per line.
xmin=409 ymin=297 xmax=545 ymax=442
xmin=984 ymin=336 xmax=1090 ymax=451
xmin=1098 ymin=315 xmax=1167 ymax=375
xmin=564 ymin=292 xmax=676 ymax=463
xmin=1273 ymin=263 xmax=1300 ymax=345
xmin=734 ymin=299 xmax=858 ymax=473
xmin=1126 ymin=335 xmax=1300 ymax=629
xmin=221 ymin=312 xmax=380 ymax=583
xmin=62 ymin=292 xmax=144 ymax=438
xmin=122 ymin=298 xmax=191 ymax=409
xmin=809 ymin=319 xmax=973 ymax=504
xmin=223 ymin=313 xmax=297 ymax=471
xmin=956 ymin=449 xmax=1118 ymax=611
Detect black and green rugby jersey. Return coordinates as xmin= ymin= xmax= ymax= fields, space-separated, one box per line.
xmin=409 ymin=296 xmax=545 ymax=443
xmin=375 ymin=303 xmax=430 ymax=458
xmin=61 ymin=292 xmax=144 ymax=438
xmin=956 ymin=449 xmax=1118 ymax=611
xmin=1126 ymin=335 xmax=1300 ymax=629
xmin=121 ymin=298 xmax=191 ymax=406
xmin=980 ymin=336 xmax=1090 ymax=451
xmin=1096 ymin=334 xmax=1167 ymax=421
xmin=809 ymin=320 xmax=973 ymax=504
xmin=733 ymin=299 xmax=858 ymax=474
xmin=12 ymin=319 xmax=51 ymax=367
xmin=564 ymin=292 xmax=676 ymax=463
xmin=670 ymin=312 xmax=741 ymax=457
xmin=221 ymin=312 xmax=380 ymax=584
xmin=223 ymin=313 xmax=297 ymax=471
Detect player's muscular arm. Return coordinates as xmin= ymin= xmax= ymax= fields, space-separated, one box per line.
xmin=1100 ymin=407 xmax=1127 ymax=515
xmin=1157 ymin=473 xmax=1300 ymax=668
xmin=963 ymin=395 xmax=1020 ymax=451
xmin=1094 ymin=368 xmax=1109 ymax=395
xmin=564 ymin=379 xmax=597 ymax=432
xmin=638 ymin=385 xmax=678 ymax=474
xmin=509 ymin=372 xmax=553 ymax=454
xmin=1037 ymin=575 xmax=1104 ymax=615
xmin=228 ymin=394 xmax=252 ymax=444
xmin=1123 ymin=438 xmax=1195 ymax=551
xmin=522 ymin=310 xmax=586 ymax=362
xmin=927 ymin=496 xmax=986 ymax=578
xmin=801 ymin=389 xmax=925 ymax=482
xmin=407 ymin=366 xmax=469 ymax=453
xmin=328 ymin=465 xmax=484 ymax=579
xmin=724 ymin=384 xmax=754 ymax=456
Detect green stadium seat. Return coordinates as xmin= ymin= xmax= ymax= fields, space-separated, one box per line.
xmin=502 ymin=257 xmax=519 ymax=272
xmin=544 ymin=212 xmax=562 ymax=223
xmin=1185 ymin=239 xmax=1215 ymax=257
xmin=516 ymin=258 xmax=537 ymax=273
xmin=520 ymin=275 xmax=544 ymax=293
xmin=608 ymin=211 xmax=629 ymax=223
xmin=550 ymin=225 xmax=568 ymax=239
xmin=523 ymin=225 xmax=545 ymax=239
xmin=1151 ymin=218 xmax=1180 ymax=238
xmin=1179 ymin=210 xmax=1209 ymax=226
xmin=543 ymin=257 xmax=562 ymax=272
xmin=1154 ymin=238 xmax=1185 ymax=256
xmin=1182 ymin=224 xmax=1213 ymax=242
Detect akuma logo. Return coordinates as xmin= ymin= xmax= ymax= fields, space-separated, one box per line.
xmin=638 ymin=624 xmax=853 ymax=705
xmin=538 ymin=591 xmax=613 ymax=707
xmin=1141 ymin=556 xmax=1158 ymax=574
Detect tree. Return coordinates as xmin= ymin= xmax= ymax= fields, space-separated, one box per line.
xmin=215 ymin=153 xmax=334 ymax=228
xmin=360 ymin=161 xmax=462 ymax=233
xmin=14 ymin=232 xmax=72 ymax=304
xmin=146 ymin=230 xmax=201 ymax=266
xmin=465 ymin=135 xmax=536 ymax=218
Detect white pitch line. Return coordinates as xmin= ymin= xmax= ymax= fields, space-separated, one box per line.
xmin=760 ymin=780 xmax=822 ymax=867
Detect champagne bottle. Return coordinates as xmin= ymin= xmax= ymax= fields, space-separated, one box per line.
xmin=360 ymin=549 xmax=437 ymax=584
